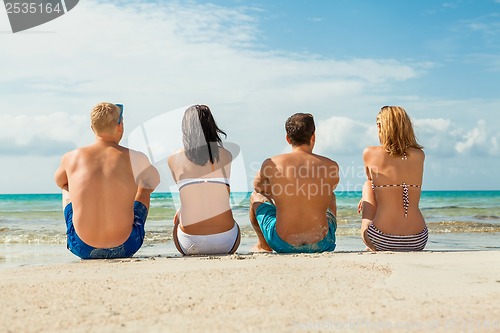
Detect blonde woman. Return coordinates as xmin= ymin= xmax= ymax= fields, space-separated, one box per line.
xmin=359 ymin=106 xmax=428 ymax=251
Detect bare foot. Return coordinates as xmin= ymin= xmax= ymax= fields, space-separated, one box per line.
xmin=252 ymin=243 xmax=273 ymax=252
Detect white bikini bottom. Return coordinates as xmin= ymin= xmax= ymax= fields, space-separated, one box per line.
xmin=175 ymin=222 xmax=240 ymax=255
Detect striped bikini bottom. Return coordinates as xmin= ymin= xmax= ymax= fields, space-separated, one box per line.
xmin=366 ymin=223 xmax=428 ymax=252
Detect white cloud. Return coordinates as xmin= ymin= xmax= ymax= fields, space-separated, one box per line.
xmin=415 ymin=118 xmax=499 ymax=157
xmin=414 ymin=118 xmax=459 ymax=157
xmin=315 ymin=116 xmax=377 ymax=155
xmin=315 ymin=116 xmax=500 ymax=158
xmin=0 ymin=137 xmax=76 ymax=156
xmin=0 ymin=113 xmax=90 ymax=156
xmin=455 ymin=120 xmax=500 ymax=156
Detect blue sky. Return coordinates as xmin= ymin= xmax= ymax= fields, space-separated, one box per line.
xmin=0 ymin=0 xmax=499 ymax=193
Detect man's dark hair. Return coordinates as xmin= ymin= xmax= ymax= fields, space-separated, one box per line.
xmin=285 ymin=113 xmax=315 ymax=146
xmin=182 ymin=105 xmax=227 ymax=165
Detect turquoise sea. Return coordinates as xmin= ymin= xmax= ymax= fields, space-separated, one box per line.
xmin=1 ymin=191 xmax=499 ymax=269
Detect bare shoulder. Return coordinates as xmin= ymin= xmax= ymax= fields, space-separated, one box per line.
xmin=363 ymin=146 xmax=383 ymax=160
xmin=219 ymin=147 xmax=233 ymax=163
xmin=270 ymin=152 xmax=287 ymax=160
xmin=255 ymin=157 xmax=277 ymax=186
xmin=261 ymin=157 xmax=275 ymax=167
xmin=129 ymin=148 xmax=149 ymax=160
xmin=409 ymin=148 xmax=425 ymax=160
xmin=60 ymin=150 xmax=73 ymax=161
xmin=167 ymin=149 xmax=184 ymax=167
xmin=60 ymin=148 xmax=80 ymax=164
xmin=257 ymin=157 xmax=279 ymax=175
xmin=314 ymin=153 xmax=338 ymax=168
xmin=269 ymin=151 xmax=297 ymax=166
xmin=128 ymin=149 xmax=153 ymax=170
xmin=363 ymin=145 xmax=382 ymax=155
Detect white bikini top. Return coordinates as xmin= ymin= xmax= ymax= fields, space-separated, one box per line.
xmin=177 ymin=177 xmax=230 ymax=191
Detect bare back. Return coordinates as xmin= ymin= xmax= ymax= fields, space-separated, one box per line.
xmin=168 ymin=147 xmax=235 ymax=235
xmin=260 ymin=151 xmax=339 ymax=244
xmin=62 ymin=142 xmax=138 ymax=247
xmin=364 ymin=146 xmax=426 ymax=234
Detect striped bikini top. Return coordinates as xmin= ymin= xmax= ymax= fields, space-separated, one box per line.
xmin=370 ymin=152 xmax=421 ymax=218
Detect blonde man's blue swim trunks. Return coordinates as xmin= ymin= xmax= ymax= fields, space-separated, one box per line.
xmin=255 ymin=202 xmax=336 ymax=253
xmin=64 ymin=201 xmax=148 ymax=259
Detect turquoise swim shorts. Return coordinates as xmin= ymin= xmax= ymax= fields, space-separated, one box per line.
xmin=255 ymin=202 xmax=337 ymax=253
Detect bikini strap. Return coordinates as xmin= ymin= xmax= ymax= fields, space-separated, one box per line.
xmin=402 ymin=183 xmax=409 ymax=218
xmin=372 ymin=183 xmax=421 ymax=188
xmin=371 ymin=182 xmax=421 ymax=218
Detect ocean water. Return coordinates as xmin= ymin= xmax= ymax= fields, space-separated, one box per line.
xmin=1 ymin=191 xmax=499 ymax=269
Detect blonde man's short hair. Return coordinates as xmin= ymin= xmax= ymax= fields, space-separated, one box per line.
xmin=91 ymin=102 xmax=120 ymax=133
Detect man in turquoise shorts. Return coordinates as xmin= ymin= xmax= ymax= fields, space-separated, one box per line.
xmin=54 ymin=102 xmax=160 ymax=259
xmin=249 ymin=113 xmax=339 ymax=253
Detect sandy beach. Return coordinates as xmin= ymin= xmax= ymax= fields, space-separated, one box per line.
xmin=0 ymin=251 xmax=499 ymax=333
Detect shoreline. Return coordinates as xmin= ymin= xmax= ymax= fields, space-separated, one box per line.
xmin=2 ymin=232 xmax=500 ymax=271
xmin=1 ymin=251 xmax=499 ymax=332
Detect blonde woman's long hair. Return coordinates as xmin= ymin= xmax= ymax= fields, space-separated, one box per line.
xmin=377 ymin=106 xmax=423 ymax=156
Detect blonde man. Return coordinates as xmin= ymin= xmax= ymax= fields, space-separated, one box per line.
xmin=55 ymin=102 xmax=160 ymax=259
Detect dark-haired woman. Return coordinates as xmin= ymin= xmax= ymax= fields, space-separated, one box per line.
xmin=168 ymin=105 xmax=240 ymax=255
